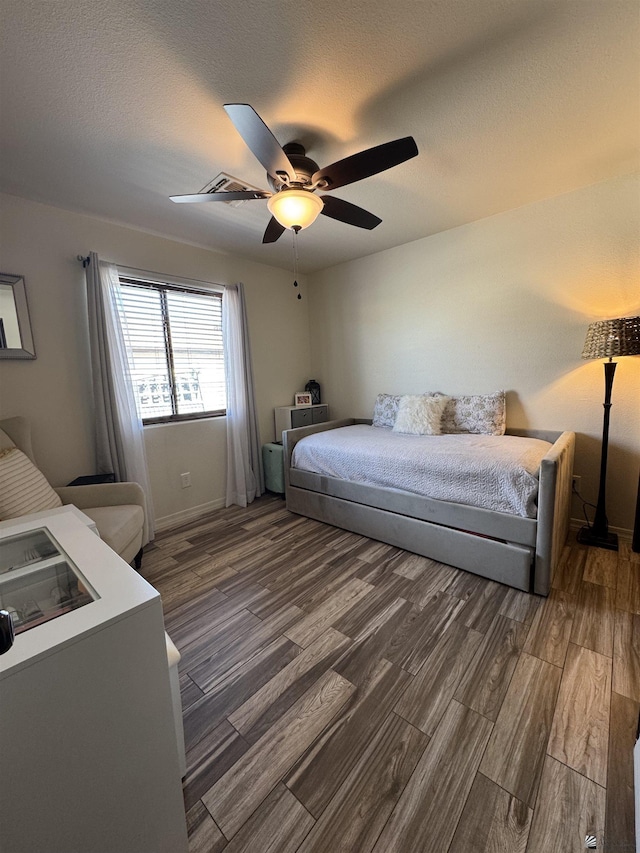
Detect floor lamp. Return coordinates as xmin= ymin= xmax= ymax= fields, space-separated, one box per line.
xmin=578 ymin=315 xmax=640 ymax=550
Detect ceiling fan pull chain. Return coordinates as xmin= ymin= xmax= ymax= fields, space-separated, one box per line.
xmin=292 ymin=229 xmax=301 ymax=300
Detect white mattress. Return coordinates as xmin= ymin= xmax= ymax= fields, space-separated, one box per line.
xmin=291 ymin=425 xmax=553 ymax=518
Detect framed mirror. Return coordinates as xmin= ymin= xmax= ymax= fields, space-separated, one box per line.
xmin=0 ymin=273 xmax=36 ymax=359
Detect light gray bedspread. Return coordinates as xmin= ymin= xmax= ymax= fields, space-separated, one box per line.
xmin=291 ymin=425 xmax=553 ymax=518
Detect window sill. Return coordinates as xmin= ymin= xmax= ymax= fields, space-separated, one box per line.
xmin=143 ymin=412 xmax=226 ymax=428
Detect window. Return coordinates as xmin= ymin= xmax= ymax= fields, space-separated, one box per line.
xmin=116 ymin=276 xmax=225 ymax=423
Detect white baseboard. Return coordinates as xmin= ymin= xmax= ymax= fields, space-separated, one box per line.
xmin=155 ymin=498 xmax=226 ymax=532
xmin=569 ymin=517 xmax=632 ymax=543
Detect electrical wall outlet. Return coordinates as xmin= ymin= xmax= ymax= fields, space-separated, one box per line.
xmin=181 ymin=472 xmax=191 ymax=488
xmin=572 ymin=474 xmax=581 ymax=490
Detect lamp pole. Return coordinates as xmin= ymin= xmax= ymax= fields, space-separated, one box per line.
xmin=578 ymin=359 xmax=618 ymax=549
xmin=633 ymin=472 xmax=640 ymax=553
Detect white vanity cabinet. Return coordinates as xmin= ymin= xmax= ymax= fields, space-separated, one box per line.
xmin=0 ymin=512 xmax=188 ymax=853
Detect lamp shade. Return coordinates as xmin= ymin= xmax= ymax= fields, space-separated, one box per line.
xmin=267 ymin=189 xmax=324 ymax=231
xmin=582 ymin=315 xmax=640 ymax=359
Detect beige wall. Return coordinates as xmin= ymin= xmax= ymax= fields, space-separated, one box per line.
xmin=2 ymin=176 xmax=638 ymax=534
xmin=308 ymin=174 xmax=640 ymax=532
xmin=0 ymin=194 xmax=310 ymax=526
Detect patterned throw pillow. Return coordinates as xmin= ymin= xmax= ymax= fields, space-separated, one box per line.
xmin=440 ymin=391 xmax=506 ymax=435
xmin=0 ymin=447 xmax=62 ymax=519
xmin=372 ymin=393 xmax=401 ymax=428
xmin=392 ymin=395 xmax=450 ymax=436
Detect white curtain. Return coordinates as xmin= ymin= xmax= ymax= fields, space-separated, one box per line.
xmin=86 ymin=251 xmax=155 ymax=542
xmin=223 ymin=283 xmax=264 ymax=507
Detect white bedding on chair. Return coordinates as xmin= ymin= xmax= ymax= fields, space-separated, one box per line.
xmin=291 ymin=425 xmax=552 ymax=518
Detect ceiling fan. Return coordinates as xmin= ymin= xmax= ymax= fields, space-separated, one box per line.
xmin=170 ymin=104 xmax=419 ymax=244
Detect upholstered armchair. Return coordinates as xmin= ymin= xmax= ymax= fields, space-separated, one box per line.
xmin=0 ymin=416 xmax=147 ymax=568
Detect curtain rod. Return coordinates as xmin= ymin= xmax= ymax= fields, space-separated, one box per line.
xmin=76 ymin=255 xmax=228 ymax=291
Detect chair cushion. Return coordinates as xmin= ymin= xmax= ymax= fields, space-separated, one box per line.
xmin=0 ymin=426 xmax=16 ymax=454
xmin=165 ymin=633 xmax=181 ymax=668
xmin=0 ymin=447 xmax=63 ymax=519
xmin=82 ymin=504 xmax=144 ymax=557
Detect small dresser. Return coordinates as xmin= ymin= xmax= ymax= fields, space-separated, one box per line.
xmin=274 ymin=403 xmax=329 ymax=441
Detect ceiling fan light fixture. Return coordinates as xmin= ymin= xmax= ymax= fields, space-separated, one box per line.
xmin=173 ymin=105 xmax=418 ymax=244
xmin=267 ymin=189 xmax=323 ymax=231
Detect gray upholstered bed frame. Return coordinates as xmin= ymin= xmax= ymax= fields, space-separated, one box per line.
xmin=283 ymin=419 xmax=575 ymax=595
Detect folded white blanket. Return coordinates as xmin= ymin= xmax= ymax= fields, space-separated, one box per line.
xmin=291 ymin=425 xmax=552 ymax=518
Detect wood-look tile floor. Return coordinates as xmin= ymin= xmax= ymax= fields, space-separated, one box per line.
xmin=141 ymin=496 xmax=640 ymax=853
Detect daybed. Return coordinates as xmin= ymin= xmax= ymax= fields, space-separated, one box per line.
xmin=283 ymin=418 xmax=575 ymax=595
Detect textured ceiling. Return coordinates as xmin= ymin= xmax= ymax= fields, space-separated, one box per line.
xmin=1 ymin=0 xmax=638 ymax=273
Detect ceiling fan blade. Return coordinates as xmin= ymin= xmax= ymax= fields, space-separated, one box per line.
xmin=313 ymin=136 xmax=418 ymax=191
xmin=224 ymin=104 xmax=297 ymax=183
xmin=170 ymin=190 xmax=270 ymax=203
xmin=320 ymin=196 xmax=381 ymax=230
xmin=262 ymin=216 xmax=286 ymax=243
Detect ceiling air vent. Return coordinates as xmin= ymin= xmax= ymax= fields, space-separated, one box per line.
xmin=199 ymin=173 xmax=264 ymax=207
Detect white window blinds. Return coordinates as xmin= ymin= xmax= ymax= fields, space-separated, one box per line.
xmin=117 ymin=278 xmax=225 ymax=422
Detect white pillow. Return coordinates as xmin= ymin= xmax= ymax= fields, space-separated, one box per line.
xmin=0 ymin=447 xmax=62 ymax=519
xmin=392 ymin=395 xmax=450 ymax=435
xmin=440 ymin=391 xmax=506 ymax=435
